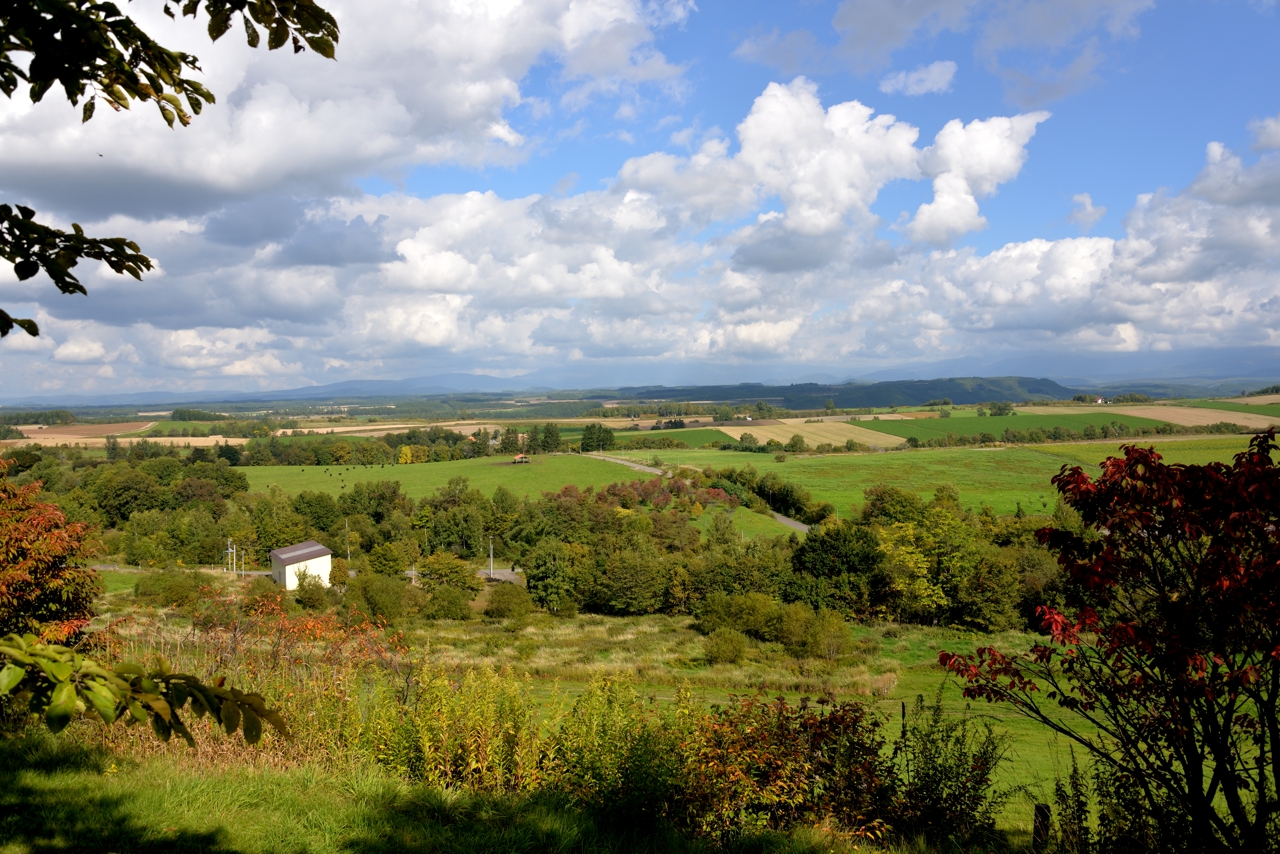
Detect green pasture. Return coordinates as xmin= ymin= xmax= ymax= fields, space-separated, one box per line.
xmin=612 ymin=439 xmax=1246 ymax=515
xmin=853 ymin=411 xmax=1172 ymax=443
xmin=1182 ymin=399 xmax=1280 ymax=419
xmin=244 ymin=455 xmax=791 ymax=540
xmin=688 ymin=503 xmax=797 ymax=540
xmin=244 ymin=454 xmax=639 ymax=502
xmin=1026 ymin=436 xmax=1255 ymax=468
xmin=615 ymin=427 xmax=733 ymax=449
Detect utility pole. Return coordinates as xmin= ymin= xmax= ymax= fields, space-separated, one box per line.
xmin=345 ymin=518 xmax=351 ymax=562
xmin=489 ymin=536 xmax=494 ymax=578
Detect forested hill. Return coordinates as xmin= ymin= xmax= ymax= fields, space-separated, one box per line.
xmin=616 ymin=376 xmax=1082 ymax=408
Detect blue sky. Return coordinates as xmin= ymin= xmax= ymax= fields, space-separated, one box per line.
xmin=1 ymin=0 xmax=1278 ymax=395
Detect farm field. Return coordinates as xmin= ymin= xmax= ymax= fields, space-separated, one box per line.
xmin=616 ymin=447 xmax=1071 ymax=515
xmin=243 ymin=454 xmax=637 ymax=502
xmin=615 ymin=426 xmax=734 ymax=448
xmin=1025 ymin=436 xmax=1255 ymax=467
xmin=613 ymin=438 xmax=1250 ymax=516
xmin=851 ymin=411 xmax=1175 ymax=443
xmin=726 ymin=420 xmax=902 ymax=449
xmin=1179 ymin=399 xmax=1280 ymax=420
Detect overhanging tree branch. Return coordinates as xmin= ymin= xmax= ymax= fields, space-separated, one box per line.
xmin=0 ymin=0 xmax=338 ymax=336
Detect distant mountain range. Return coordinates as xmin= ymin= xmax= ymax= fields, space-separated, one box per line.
xmin=1 ymin=345 xmax=1276 ymax=409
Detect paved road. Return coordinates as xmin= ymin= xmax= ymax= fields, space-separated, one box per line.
xmin=771 ymin=512 xmax=810 ymax=533
xmin=591 ymin=454 xmax=665 ymax=476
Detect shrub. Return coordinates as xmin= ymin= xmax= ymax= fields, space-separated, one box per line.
xmin=547 ymin=676 xmax=687 ymax=825
xmin=801 ymin=608 xmax=850 ymax=660
xmin=484 ymin=583 xmax=533 ymax=620
xmin=347 ymin=573 xmax=405 ymax=621
xmin=295 ymin=571 xmax=328 ymax=610
xmin=704 ymin=628 xmax=748 ymax=664
xmin=893 ymin=691 xmax=1009 ymax=847
xmin=133 ymin=569 xmax=202 ymax=609
xmin=241 ymin=576 xmax=284 ymax=611
xmin=423 ymin=585 xmax=473 ymax=620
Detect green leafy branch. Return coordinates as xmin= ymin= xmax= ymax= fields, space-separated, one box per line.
xmin=0 ymin=633 xmax=287 ymax=745
xmin=0 ymin=204 xmax=152 ymax=337
xmin=1 ymin=0 xmax=337 ymax=334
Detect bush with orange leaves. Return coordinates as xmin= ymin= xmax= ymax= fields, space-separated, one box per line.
xmin=0 ymin=458 xmax=99 ymax=642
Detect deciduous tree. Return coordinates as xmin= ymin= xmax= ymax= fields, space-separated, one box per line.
xmin=940 ymin=432 xmax=1280 ymax=853
xmin=0 ymin=461 xmax=98 ymax=641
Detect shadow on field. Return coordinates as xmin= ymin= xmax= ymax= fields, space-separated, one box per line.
xmin=338 ymin=787 xmax=826 ymax=854
xmin=0 ymin=736 xmax=239 ymax=854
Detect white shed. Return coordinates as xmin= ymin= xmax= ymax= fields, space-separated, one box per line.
xmin=268 ymin=540 xmax=333 ymax=591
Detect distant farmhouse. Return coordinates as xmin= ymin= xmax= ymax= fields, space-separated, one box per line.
xmin=269 ymin=540 xmax=332 ymax=590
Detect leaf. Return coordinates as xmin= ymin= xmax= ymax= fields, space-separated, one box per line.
xmin=268 ymin=21 xmax=289 ymax=51
xmin=242 ymin=706 xmax=262 ymax=745
xmin=13 ymin=260 xmax=39 ymax=281
xmin=127 ymin=698 xmax=148 ymax=722
xmin=244 ymin=17 xmax=261 ymax=48
xmin=304 ymin=35 xmax=336 ymax=59
xmin=208 ymin=10 xmax=232 ymax=41
xmin=159 ymin=104 xmax=176 ymax=128
xmin=115 ymin=663 xmax=146 ymax=677
xmin=152 ymin=711 xmax=172 ymax=742
xmin=221 ymin=697 xmax=242 ymax=734
xmin=41 ymin=660 xmax=74 ymax=682
xmin=0 ymin=663 xmax=26 ymax=694
xmin=82 ymin=98 xmax=96 ymax=123
xmin=46 ymin=682 xmax=77 ymax=733
xmin=84 ymin=685 xmax=118 ymax=724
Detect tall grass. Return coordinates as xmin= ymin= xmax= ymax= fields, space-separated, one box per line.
xmin=62 ymin=596 xmax=1011 ymax=850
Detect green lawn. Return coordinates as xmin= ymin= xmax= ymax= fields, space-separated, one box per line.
xmin=612 ymin=439 xmax=1247 ymax=516
xmin=854 ymin=411 xmax=1172 ymax=443
xmin=244 ymin=454 xmax=648 ymax=502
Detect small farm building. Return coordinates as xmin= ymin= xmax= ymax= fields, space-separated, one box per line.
xmin=269 ymin=540 xmax=332 ymax=591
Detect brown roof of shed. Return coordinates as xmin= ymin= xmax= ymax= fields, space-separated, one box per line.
xmin=269 ymin=540 xmax=333 ymax=565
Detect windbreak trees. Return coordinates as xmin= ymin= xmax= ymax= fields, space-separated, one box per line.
xmin=941 ymin=431 xmax=1280 ymax=854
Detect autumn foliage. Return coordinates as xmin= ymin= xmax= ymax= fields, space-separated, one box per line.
xmin=0 ymin=459 xmax=98 ymax=641
xmin=940 ymin=431 xmax=1280 ymax=853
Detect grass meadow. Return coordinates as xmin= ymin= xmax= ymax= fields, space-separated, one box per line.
xmin=846 ymin=411 xmax=1173 ymax=443
xmin=616 ymin=427 xmax=736 ymax=448
xmin=77 ymin=571 xmax=1068 ymax=847
xmin=613 ymin=437 xmax=1248 ymax=515
xmin=244 ymin=454 xmax=635 ymax=502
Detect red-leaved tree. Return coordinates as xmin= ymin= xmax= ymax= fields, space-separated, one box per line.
xmin=940 ymin=431 xmax=1279 ymax=853
xmin=0 ymin=459 xmax=99 ymax=641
